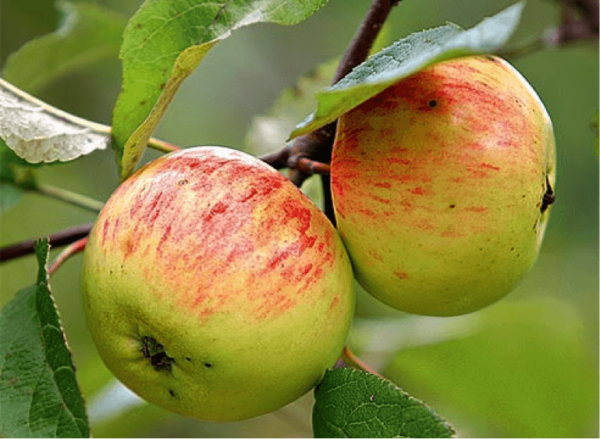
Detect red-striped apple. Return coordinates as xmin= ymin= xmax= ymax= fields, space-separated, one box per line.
xmin=81 ymin=146 xmax=355 ymax=421
xmin=331 ymin=55 xmax=555 ymax=316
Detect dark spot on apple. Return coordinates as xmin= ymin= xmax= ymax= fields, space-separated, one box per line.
xmin=428 ymin=100 xmax=437 ymax=108
xmin=169 ymin=389 xmax=176 ymax=397
xmin=178 ymin=179 xmax=189 ymax=186
xmin=449 ymin=204 xmax=456 ymax=209
xmin=511 ymin=247 xmax=515 ymax=251
xmin=204 ymin=362 xmax=213 ymax=369
xmin=186 ymin=357 xmax=192 ymax=362
xmin=540 ymin=176 xmax=555 ymax=213
xmin=140 ymin=336 xmax=174 ymax=372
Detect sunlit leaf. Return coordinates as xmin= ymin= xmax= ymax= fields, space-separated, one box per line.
xmin=112 ymin=0 xmax=329 ymax=179
xmin=0 ymin=78 xmax=109 ymax=163
xmin=290 ymin=2 xmax=524 ymax=138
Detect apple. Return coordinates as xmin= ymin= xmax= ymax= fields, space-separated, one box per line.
xmin=81 ymin=146 xmax=355 ymax=421
xmin=331 ymin=55 xmax=556 ymax=316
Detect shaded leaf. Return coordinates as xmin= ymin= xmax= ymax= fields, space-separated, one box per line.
xmin=0 ymin=184 xmax=22 ymax=214
xmin=313 ymin=368 xmax=455 ymax=438
xmin=111 ymin=0 xmax=329 ymax=179
xmin=0 ymin=138 xmax=38 ymax=213
xmin=384 ymin=298 xmax=599 ymax=438
xmin=2 ymin=1 xmax=127 ymax=93
xmin=0 ymin=78 xmax=109 ymax=163
xmin=290 ymin=2 xmax=524 ymax=138
xmin=0 ymin=239 xmax=89 ymax=438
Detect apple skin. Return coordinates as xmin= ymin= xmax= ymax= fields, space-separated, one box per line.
xmin=331 ymin=55 xmax=555 ymax=317
xmin=81 ymin=146 xmax=354 ymax=421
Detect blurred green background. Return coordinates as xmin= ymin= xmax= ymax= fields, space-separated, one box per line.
xmin=0 ymin=0 xmax=598 ymax=437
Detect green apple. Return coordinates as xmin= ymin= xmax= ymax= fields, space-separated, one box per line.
xmin=331 ymin=55 xmax=556 ymax=316
xmin=81 ymin=146 xmax=355 ymax=421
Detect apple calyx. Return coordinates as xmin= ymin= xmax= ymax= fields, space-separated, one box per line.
xmin=541 ymin=177 xmax=555 ymax=213
xmin=140 ymin=336 xmax=174 ymax=372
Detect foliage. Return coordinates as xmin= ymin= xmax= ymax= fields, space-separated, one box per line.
xmin=0 ymin=0 xmax=597 ymax=437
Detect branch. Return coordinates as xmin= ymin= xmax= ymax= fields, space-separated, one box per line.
xmin=0 ymin=223 xmax=93 ymax=263
xmin=262 ymin=0 xmax=401 ymax=223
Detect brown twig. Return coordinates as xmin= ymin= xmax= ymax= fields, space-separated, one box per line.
xmin=0 ymin=223 xmax=93 ymax=263
xmin=48 ymin=237 xmax=89 ymax=275
xmin=296 ymin=158 xmax=331 ymax=175
xmin=261 ymin=0 xmax=401 ymax=224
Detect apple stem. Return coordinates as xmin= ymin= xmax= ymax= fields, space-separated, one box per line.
xmin=0 ymin=222 xmax=93 ymax=263
xmin=296 ymin=158 xmax=331 ymax=175
xmin=48 ymin=236 xmax=89 ymax=275
xmin=341 ymin=345 xmax=385 ymax=379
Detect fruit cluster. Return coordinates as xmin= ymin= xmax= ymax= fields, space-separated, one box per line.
xmin=82 ymin=55 xmax=555 ymax=421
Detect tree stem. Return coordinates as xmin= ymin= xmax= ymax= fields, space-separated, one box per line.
xmin=0 ymin=223 xmax=93 ymax=263
xmin=34 ymin=183 xmax=105 ymax=213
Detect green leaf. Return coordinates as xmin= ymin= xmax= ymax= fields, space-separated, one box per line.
xmin=2 ymin=1 xmax=128 ymax=93
xmin=111 ymin=0 xmax=329 ymax=179
xmin=312 ymin=368 xmax=455 ymax=438
xmin=290 ymin=2 xmax=525 ymax=138
xmin=0 ymin=138 xmax=38 ymax=213
xmin=384 ymin=298 xmax=599 ymax=437
xmin=0 ymin=239 xmax=89 ymax=438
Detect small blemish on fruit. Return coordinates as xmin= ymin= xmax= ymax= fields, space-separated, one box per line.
xmin=178 ymin=179 xmax=189 ymax=186
xmin=428 ymin=100 xmax=437 ymax=108
xmin=169 ymin=389 xmax=176 ymax=397
xmin=449 ymin=204 xmax=456 ymax=209
xmin=511 ymin=247 xmax=515 ymax=251
xmin=186 ymin=357 xmax=192 ymax=362
xmin=204 ymin=362 xmax=213 ymax=369
xmin=140 ymin=336 xmax=175 ymax=372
